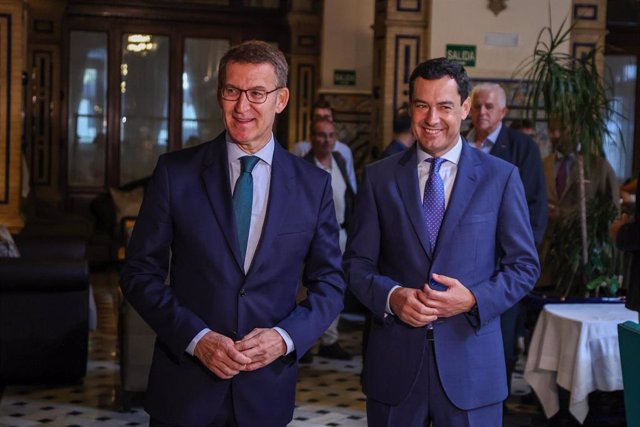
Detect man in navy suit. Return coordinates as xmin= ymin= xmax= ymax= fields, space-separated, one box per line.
xmin=467 ymin=82 xmax=548 ymax=400
xmin=121 ymin=40 xmax=345 ymax=427
xmin=344 ymin=58 xmax=540 ymax=426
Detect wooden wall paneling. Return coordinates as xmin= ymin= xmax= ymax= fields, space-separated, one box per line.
xmin=0 ymin=0 xmax=25 ymax=232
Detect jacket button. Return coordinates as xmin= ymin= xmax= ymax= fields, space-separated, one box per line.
xmin=239 ymin=288 xmax=246 ymax=296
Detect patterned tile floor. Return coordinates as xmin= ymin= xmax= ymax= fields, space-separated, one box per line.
xmin=0 ymin=268 xmax=555 ymax=426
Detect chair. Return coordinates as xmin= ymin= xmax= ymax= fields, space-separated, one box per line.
xmin=618 ymin=320 xmax=640 ymax=426
xmin=0 ymin=237 xmax=90 ymax=383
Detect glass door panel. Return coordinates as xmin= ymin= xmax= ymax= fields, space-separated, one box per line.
xmin=68 ymin=31 xmax=108 ymax=187
xmin=604 ymin=55 xmax=637 ymax=180
xmin=182 ymin=38 xmax=229 ymax=147
xmin=120 ymin=33 xmax=169 ymax=184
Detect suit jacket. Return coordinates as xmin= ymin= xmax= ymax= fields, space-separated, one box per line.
xmin=121 ymin=133 xmax=345 ymax=426
xmin=542 ymin=153 xmax=619 ymax=217
xmin=490 ymin=126 xmax=548 ymax=246
xmin=303 ymin=151 xmax=356 ymax=228
xmin=538 ymin=153 xmax=620 ymax=287
xmin=343 ymin=142 xmax=539 ymax=410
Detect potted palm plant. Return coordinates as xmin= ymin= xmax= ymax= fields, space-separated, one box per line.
xmin=518 ymin=21 xmax=621 ymax=298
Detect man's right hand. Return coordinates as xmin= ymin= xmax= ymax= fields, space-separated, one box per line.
xmin=389 ymin=287 xmax=437 ymax=327
xmin=194 ymin=331 xmax=252 ymax=379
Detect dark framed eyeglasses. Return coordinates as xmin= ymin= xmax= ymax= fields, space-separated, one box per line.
xmin=220 ymin=85 xmax=282 ymax=104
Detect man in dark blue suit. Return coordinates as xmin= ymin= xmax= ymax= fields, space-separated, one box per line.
xmin=121 ymin=40 xmax=345 ymax=427
xmin=467 ymin=83 xmax=548 ymax=400
xmin=344 ymin=58 xmax=540 ymax=426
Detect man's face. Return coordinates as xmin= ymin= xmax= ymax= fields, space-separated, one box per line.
xmin=410 ymin=76 xmax=470 ymax=157
xmin=310 ymin=121 xmax=336 ymax=158
xmin=470 ymin=88 xmax=507 ymax=135
xmin=218 ymin=61 xmax=289 ymax=153
xmin=312 ymin=107 xmax=333 ymax=122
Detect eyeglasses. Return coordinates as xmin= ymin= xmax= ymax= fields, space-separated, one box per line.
xmin=220 ymin=85 xmax=282 ymax=104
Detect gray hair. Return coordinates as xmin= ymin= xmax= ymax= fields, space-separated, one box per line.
xmin=218 ymin=40 xmax=289 ymax=91
xmin=471 ymin=83 xmax=507 ymax=108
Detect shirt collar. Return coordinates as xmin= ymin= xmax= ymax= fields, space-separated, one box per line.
xmin=467 ymin=122 xmax=502 ymax=147
xmin=225 ymin=132 xmax=275 ymax=166
xmin=416 ymin=136 xmax=463 ymax=166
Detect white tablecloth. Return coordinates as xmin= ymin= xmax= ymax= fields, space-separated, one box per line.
xmin=524 ymin=303 xmax=636 ymax=423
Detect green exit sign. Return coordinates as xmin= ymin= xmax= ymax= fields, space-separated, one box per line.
xmin=334 ymin=69 xmax=356 ymax=86
xmin=446 ymin=44 xmax=476 ymax=67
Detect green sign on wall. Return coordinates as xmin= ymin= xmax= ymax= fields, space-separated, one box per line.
xmin=334 ymin=69 xmax=356 ymax=86
xmin=446 ymin=44 xmax=476 ymax=67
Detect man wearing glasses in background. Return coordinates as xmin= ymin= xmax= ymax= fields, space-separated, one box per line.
xmin=291 ymin=99 xmax=358 ymax=192
xmin=121 ymin=40 xmax=345 ymax=427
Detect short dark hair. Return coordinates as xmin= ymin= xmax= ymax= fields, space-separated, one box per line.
xmin=218 ymin=40 xmax=288 ymax=92
xmin=409 ymin=57 xmax=470 ymax=103
xmin=392 ymin=107 xmax=412 ymax=133
xmin=311 ymin=99 xmax=335 ymax=120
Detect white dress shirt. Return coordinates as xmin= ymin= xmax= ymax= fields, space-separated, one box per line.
xmin=315 ymin=156 xmax=348 ymax=253
xmin=466 ymin=122 xmax=502 ymax=154
xmin=292 ymin=140 xmax=357 ymax=191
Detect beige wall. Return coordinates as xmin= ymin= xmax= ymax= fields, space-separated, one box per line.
xmin=320 ymin=0 xmax=374 ymax=93
xmin=429 ymin=0 xmax=573 ymax=79
xmin=320 ymin=0 xmax=575 ymax=86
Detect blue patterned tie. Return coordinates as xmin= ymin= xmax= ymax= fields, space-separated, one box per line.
xmin=233 ymin=156 xmax=260 ymax=261
xmin=423 ymin=157 xmax=446 ymax=252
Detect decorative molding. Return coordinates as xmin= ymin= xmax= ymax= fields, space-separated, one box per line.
xmin=393 ymin=35 xmax=420 ymax=118
xmin=487 ymin=0 xmax=507 ymax=16
xmin=573 ymin=4 xmax=598 ymax=21
xmin=297 ymin=35 xmax=316 ymax=48
xmin=0 ymin=13 xmax=11 ymax=204
xmin=572 ymin=42 xmax=597 ymax=60
xmin=295 ymin=63 xmax=316 ymax=142
xmin=397 ymin=0 xmax=421 ymax=12
xmin=33 ymin=19 xmax=54 ymax=33
xmin=30 ymin=50 xmax=53 ymax=186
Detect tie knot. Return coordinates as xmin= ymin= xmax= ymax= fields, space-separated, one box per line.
xmin=427 ymin=157 xmax=445 ymax=174
xmin=240 ymin=156 xmax=260 ymax=174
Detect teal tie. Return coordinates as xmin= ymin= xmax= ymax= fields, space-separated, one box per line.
xmin=233 ymin=156 xmax=260 ymax=261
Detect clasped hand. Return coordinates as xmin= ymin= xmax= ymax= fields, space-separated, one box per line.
xmin=194 ymin=328 xmax=286 ymax=379
xmin=389 ymin=273 xmax=476 ymax=328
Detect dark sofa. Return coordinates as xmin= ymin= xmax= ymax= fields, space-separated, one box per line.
xmin=0 ymin=237 xmax=90 ymax=383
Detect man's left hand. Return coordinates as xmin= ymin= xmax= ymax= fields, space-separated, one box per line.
xmin=235 ymin=328 xmax=286 ymax=371
xmin=422 ymin=273 xmax=476 ymax=318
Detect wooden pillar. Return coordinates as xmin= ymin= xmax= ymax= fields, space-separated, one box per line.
xmin=286 ymin=1 xmax=322 ymax=147
xmin=371 ymin=0 xmax=428 ymax=154
xmin=0 ymin=0 xmax=24 ymax=232
xmin=570 ymin=0 xmax=607 ymax=72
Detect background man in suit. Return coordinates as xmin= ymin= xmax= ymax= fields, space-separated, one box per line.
xmin=467 ymin=82 xmax=548 ymax=400
xmin=302 ymin=118 xmax=356 ymax=360
xmin=344 ymin=57 xmax=540 ymax=426
xmin=121 ymin=40 xmax=345 ymax=427
xmin=538 ymin=120 xmax=619 ymax=287
xmin=381 ymin=105 xmax=414 ymax=158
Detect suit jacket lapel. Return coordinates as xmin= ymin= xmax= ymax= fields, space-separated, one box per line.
xmin=247 ymin=142 xmax=294 ymax=275
xmin=396 ymin=147 xmax=432 ymax=260
xmin=434 ymin=142 xmax=479 ymax=259
xmin=200 ymin=134 xmax=245 ymax=271
xmin=490 ymin=126 xmax=509 ymax=159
